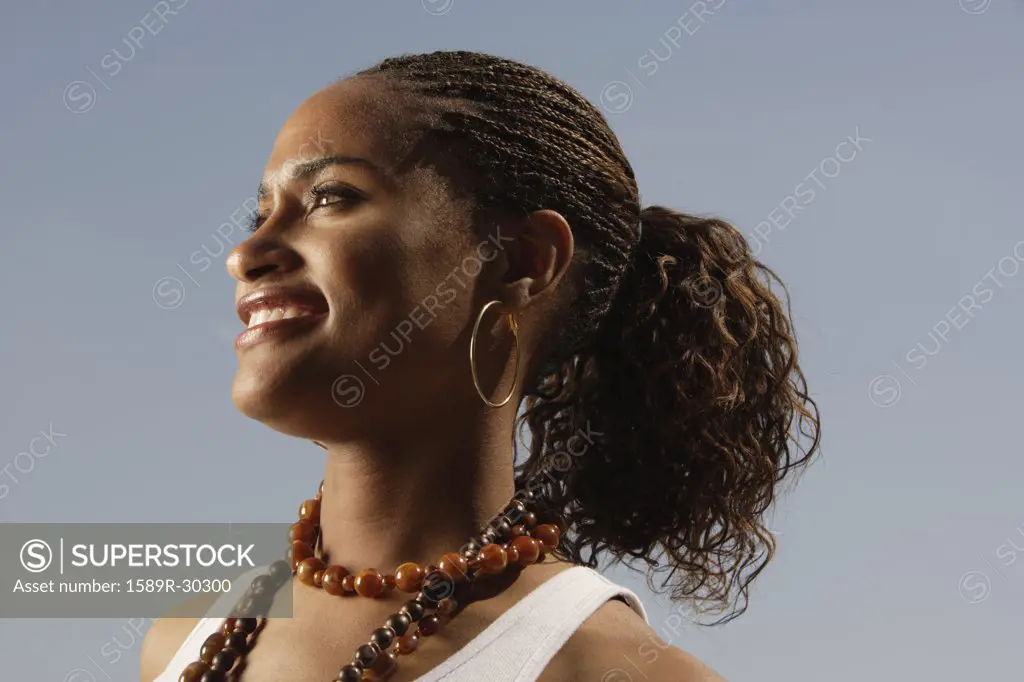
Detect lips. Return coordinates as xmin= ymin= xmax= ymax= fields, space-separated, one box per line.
xmin=235 ymin=286 xmax=329 ymax=349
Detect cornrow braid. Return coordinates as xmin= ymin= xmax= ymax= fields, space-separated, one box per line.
xmin=356 ymin=51 xmax=820 ymax=623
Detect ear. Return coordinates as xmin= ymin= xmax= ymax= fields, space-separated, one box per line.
xmin=497 ymin=209 xmax=574 ymax=312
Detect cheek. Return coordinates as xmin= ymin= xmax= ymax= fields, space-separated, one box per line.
xmin=317 ymin=216 xmax=477 ymax=356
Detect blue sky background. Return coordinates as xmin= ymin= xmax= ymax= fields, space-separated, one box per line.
xmin=1 ymin=1 xmax=1022 ymax=680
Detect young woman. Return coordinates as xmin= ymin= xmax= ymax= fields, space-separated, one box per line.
xmin=141 ymin=50 xmax=819 ymax=682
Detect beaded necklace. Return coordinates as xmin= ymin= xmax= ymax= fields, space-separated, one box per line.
xmin=176 ymin=481 xmax=557 ymax=681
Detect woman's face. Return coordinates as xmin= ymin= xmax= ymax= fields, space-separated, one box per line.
xmin=226 ymin=78 xmax=498 ymax=440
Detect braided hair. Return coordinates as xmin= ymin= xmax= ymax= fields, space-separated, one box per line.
xmin=356 ymin=51 xmax=820 ymax=623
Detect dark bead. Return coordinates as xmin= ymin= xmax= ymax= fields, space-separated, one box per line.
xmin=337 ymin=664 xmax=363 ymax=682
xmin=370 ymin=627 xmax=395 ymax=649
xmin=402 ymin=600 xmax=425 ymax=622
xmin=210 ymin=649 xmax=236 ymax=672
xmin=268 ymin=559 xmax=292 ymax=585
xmin=225 ymin=631 xmax=249 ymax=652
xmin=386 ymin=613 xmax=411 ymax=636
xmin=234 ymin=618 xmax=257 ymax=634
xmin=493 ymin=518 xmax=512 ymax=539
xmin=249 ymin=574 xmax=274 ymax=596
xmin=523 ymin=511 xmax=537 ymax=527
xmin=198 ymin=670 xmax=225 ymax=682
xmin=355 ymin=643 xmax=379 ymax=667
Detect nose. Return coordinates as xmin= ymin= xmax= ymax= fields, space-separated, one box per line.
xmin=226 ymin=234 xmax=303 ymax=283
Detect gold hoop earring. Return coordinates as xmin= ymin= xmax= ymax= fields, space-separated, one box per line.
xmin=469 ymin=300 xmax=520 ymax=408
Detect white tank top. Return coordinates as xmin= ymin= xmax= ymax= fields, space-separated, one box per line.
xmin=155 ymin=564 xmax=648 ymax=681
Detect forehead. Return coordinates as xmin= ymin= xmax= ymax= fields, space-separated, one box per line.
xmin=263 ymin=77 xmax=408 ymax=180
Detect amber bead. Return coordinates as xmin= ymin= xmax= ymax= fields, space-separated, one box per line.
xmin=522 ymin=511 xmax=537 ymax=527
xmin=505 ymin=544 xmax=520 ymax=565
xmin=341 ymin=574 xmax=356 ymax=592
xmin=289 ymin=519 xmax=317 ymax=545
xmin=322 ymin=565 xmax=348 ymax=596
xmin=313 ymin=569 xmax=325 ymax=587
xmin=477 ymin=543 xmax=508 ymax=575
xmin=394 ymin=562 xmax=424 ymax=593
xmin=355 ymin=568 xmax=384 ymax=598
xmin=532 ymin=524 xmax=560 ymax=550
xmin=289 ymin=541 xmax=315 ymax=570
xmin=198 ymin=633 xmax=224 ymax=664
xmin=511 ymin=536 xmax=541 ymax=565
xmin=439 ymin=552 xmax=469 ymax=583
xmin=179 ymin=661 xmax=209 ymax=682
xmin=318 ymin=480 xmax=324 ymax=498
xmin=418 ymin=614 xmax=441 ymax=637
xmin=396 ymin=633 xmax=419 ymax=655
xmin=436 ymin=598 xmax=458 ymax=617
xmin=298 ymin=498 xmax=320 ymax=522
xmin=296 ymin=557 xmax=326 ymax=586
xmin=384 ymin=573 xmax=396 ymax=590
xmin=220 ymin=618 xmax=237 ymax=635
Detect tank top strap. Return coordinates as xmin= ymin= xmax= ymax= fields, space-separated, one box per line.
xmin=418 ymin=565 xmax=648 ymax=681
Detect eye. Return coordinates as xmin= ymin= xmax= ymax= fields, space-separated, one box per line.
xmin=309 ymin=183 xmax=365 ymax=212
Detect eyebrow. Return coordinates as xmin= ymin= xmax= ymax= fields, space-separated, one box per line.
xmin=257 ymin=155 xmax=384 ymax=201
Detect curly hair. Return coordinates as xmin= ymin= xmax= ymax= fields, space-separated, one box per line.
xmin=356 ymin=51 xmax=820 ymax=623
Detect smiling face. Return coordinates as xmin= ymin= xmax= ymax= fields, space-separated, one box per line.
xmin=226 ymin=77 xmax=495 ymax=440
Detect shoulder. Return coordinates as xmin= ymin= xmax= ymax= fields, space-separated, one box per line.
xmin=542 ymin=597 xmax=726 ymax=682
xmin=139 ymin=593 xmax=218 ymax=682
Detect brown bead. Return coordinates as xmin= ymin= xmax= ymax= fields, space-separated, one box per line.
xmin=477 ymin=543 xmax=508 ymax=575
xmin=220 ymin=618 xmax=236 ymax=635
xmin=355 ymin=568 xmax=384 ymax=598
xmin=179 ymin=661 xmax=209 ymax=682
xmin=198 ymin=671 xmax=225 ymax=682
xmin=511 ymin=536 xmax=541 ymax=565
xmin=288 ymin=541 xmax=315 ymax=570
xmin=322 ymin=565 xmax=348 ymax=596
xmin=439 ymin=552 xmax=469 ymax=583
xmin=505 ymin=544 xmax=520 ymax=565
xmin=523 ymin=511 xmax=537 ymax=527
xmin=296 ymin=557 xmax=326 ymax=586
xmin=417 ymin=614 xmax=441 ymax=637
xmin=317 ymin=480 xmax=324 ymax=498
xmin=289 ymin=519 xmax=317 ymax=545
xmin=384 ymin=573 xmax=396 ymax=589
xmin=394 ymin=562 xmax=425 ymax=593
xmin=342 ymin=574 xmax=356 ymax=592
xmin=198 ymin=632 xmax=225 ymax=664
xmin=313 ymin=569 xmax=325 ymax=587
xmin=532 ymin=524 xmax=560 ymax=550
xmin=511 ymin=524 xmax=527 ymax=537
xmin=298 ymin=498 xmax=320 ymax=522
xmin=395 ymin=633 xmax=419 ymax=655
xmin=436 ymin=597 xmax=458 ymax=617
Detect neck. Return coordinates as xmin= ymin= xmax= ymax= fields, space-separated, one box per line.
xmin=314 ymin=406 xmax=518 ymax=571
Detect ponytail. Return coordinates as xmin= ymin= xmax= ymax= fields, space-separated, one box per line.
xmin=517 ymin=205 xmax=820 ymax=622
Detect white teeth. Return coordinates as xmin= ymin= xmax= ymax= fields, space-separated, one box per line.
xmin=247 ymin=306 xmax=316 ymax=329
